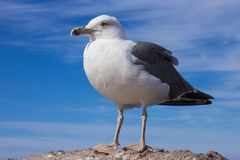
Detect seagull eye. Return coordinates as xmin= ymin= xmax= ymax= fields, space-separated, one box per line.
xmin=101 ymin=22 xmax=110 ymax=26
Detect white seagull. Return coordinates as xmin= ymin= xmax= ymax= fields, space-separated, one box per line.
xmin=70 ymin=15 xmax=213 ymax=152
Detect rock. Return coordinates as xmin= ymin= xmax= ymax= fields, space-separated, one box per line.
xmin=19 ymin=146 xmax=228 ymax=160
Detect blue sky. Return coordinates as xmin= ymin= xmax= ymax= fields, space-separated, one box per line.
xmin=0 ymin=0 xmax=240 ymax=159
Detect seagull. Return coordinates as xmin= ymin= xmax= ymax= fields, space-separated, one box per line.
xmin=70 ymin=15 xmax=213 ymax=152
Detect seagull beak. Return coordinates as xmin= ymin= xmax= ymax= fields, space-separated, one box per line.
xmin=70 ymin=26 xmax=94 ymax=36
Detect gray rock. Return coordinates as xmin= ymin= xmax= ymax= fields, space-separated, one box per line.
xmin=20 ymin=146 xmax=228 ymax=160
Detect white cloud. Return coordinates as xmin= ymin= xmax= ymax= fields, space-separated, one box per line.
xmin=0 ymin=121 xmax=239 ymax=159
xmin=1 ymin=0 xmax=240 ymax=71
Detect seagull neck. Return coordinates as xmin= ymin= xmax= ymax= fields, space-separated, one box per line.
xmin=89 ymin=31 xmax=126 ymax=41
xmin=90 ymin=37 xmax=126 ymax=41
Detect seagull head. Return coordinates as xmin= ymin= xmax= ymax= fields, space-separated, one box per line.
xmin=70 ymin=15 xmax=125 ymax=40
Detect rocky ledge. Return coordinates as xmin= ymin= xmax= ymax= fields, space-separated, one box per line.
xmin=18 ymin=145 xmax=227 ymax=160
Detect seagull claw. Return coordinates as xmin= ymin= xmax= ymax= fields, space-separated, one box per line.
xmin=92 ymin=144 xmax=120 ymax=154
xmin=127 ymin=144 xmax=148 ymax=153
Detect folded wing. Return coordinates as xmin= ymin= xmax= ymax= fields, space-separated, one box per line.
xmin=131 ymin=41 xmax=213 ymax=106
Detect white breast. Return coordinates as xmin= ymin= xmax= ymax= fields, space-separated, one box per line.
xmin=83 ymin=39 xmax=170 ymax=107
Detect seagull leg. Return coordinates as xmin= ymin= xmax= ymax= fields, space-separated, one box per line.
xmin=127 ymin=107 xmax=148 ymax=152
xmin=140 ymin=107 xmax=147 ymax=150
xmin=93 ymin=107 xmax=124 ymax=153
xmin=112 ymin=108 xmax=124 ymax=149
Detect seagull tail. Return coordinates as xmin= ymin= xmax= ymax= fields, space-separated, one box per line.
xmin=160 ymin=90 xmax=214 ymax=106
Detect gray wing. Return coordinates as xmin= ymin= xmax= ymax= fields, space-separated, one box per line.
xmin=132 ymin=41 xmax=178 ymax=65
xmin=131 ymin=41 xmax=213 ymax=105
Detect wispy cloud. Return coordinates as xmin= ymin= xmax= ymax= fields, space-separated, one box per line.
xmin=1 ymin=0 xmax=240 ymax=70
xmin=0 ymin=121 xmax=239 ymax=159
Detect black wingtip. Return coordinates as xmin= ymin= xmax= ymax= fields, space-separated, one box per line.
xmin=182 ymin=90 xmax=214 ymax=100
xmin=205 ymin=99 xmax=212 ymax=104
xmin=160 ymin=99 xmax=212 ymax=106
